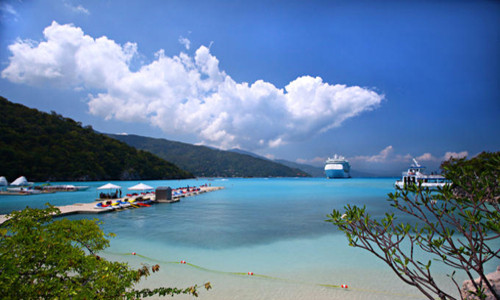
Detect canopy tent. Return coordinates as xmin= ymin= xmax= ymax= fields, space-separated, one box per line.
xmin=11 ymin=176 xmax=30 ymax=186
xmin=0 ymin=176 xmax=7 ymax=186
xmin=128 ymin=183 xmax=154 ymax=191
xmin=97 ymin=183 xmax=122 ymax=190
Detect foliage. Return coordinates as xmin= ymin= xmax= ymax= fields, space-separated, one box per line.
xmin=327 ymin=152 xmax=500 ymax=300
xmin=0 ymin=205 xmax=210 ymax=299
xmin=108 ymin=133 xmax=310 ymax=177
xmin=0 ymin=97 xmax=193 ymax=181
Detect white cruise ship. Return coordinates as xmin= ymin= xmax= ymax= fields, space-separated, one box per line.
xmin=325 ymin=155 xmax=351 ymax=178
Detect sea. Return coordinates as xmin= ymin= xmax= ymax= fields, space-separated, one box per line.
xmin=1 ymin=177 xmax=498 ymax=299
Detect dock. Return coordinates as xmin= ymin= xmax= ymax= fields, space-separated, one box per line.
xmin=0 ymin=186 xmax=224 ymax=226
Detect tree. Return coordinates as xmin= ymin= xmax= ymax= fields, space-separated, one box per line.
xmin=327 ymin=152 xmax=499 ymax=300
xmin=0 ymin=205 xmax=211 ymax=299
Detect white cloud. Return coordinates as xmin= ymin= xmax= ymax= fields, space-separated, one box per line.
xmin=2 ymin=21 xmax=384 ymax=150
xmin=416 ymin=152 xmax=437 ymax=161
xmin=1 ymin=3 xmax=19 ymax=21
xmin=351 ymin=147 xmax=469 ymax=165
xmin=416 ymin=151 xmax=468 ymax=162
xmin=178 ymin=36 xmax=190 ymax=50
xmin=443 ymin=151 xmax=468 ymax=160
xmin=64 ymin=1 xmax=90 ymax=15
xmin=351 ymin=145 xmax=394 ymax=163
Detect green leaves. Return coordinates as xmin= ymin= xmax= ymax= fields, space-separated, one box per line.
xmin=326 ymin=152 xmax=500 ymax=300
xmin=0 ymin=205 xmax=206 ymax=299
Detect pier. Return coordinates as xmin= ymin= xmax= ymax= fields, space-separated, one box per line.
xmin=0 ymin=186 xmax=224 ymax=225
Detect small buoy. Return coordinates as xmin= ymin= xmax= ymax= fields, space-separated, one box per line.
xmin=180 ymin=260 xmax=186 ymax=264
xmin=132 ymin=252 xmax=136 ymax=255
xmin=341 ymin=284 xmax=349 ymax=288
xmin=248 ymin=272 xmax=254 ymax=275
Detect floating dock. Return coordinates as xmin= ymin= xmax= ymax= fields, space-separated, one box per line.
xmin=0 ymin=186 xmax=224 ymax=225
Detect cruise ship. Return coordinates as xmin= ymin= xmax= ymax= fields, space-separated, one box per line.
xmin=395 ymin=159 xmax=450 ymax=190
xmin=324 ymin=155 xmax=351 ymax=178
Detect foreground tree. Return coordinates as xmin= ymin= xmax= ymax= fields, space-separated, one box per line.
xmin=328 ymin=152 xmax=499 ymax=299
xmin=0 ymin=205 xmax=210 ymax=299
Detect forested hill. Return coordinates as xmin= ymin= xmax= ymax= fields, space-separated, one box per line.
xmin=0 ymin=97 xmax=193 ymax=181
xmin=108 ymin=134 xmax=310 ymax=178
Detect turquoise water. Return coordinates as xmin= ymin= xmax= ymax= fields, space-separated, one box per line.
xmin=1 ymin=178 xmax=498 ymax=299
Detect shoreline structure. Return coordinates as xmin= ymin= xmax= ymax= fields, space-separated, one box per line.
xmin=0 ymin=186 xmax=223 ymax=225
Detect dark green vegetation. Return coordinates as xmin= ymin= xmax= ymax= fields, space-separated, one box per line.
xmin=0 ymin=205 xmax=210 ymax=298
xmin=328 ymin=152 xmax=500 ymax=300
xmin=0 ymin=97 xmax=193 ymax=181
xmin=108 ymin=134 xmax=310 ymax=177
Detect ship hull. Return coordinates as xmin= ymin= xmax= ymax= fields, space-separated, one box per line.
xmin=325 ymin=169 xmax=350 ymax=178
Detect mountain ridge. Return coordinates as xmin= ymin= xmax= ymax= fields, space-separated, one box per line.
xmin=108 ymin=134 xmax=310 ymax=178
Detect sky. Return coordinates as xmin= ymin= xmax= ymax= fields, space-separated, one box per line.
xmin=0 ymin=0 xmax=499 ymax=175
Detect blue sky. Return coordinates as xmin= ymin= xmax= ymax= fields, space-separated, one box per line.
xmin=0 ymin=0 xmax=499 ymax=175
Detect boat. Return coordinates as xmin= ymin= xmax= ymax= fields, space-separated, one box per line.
xmin=94 ymin=201 xmax=115 ymax=210
xmin=42 ymin=185 xmax=90 ymax=192
xmin=324 ymin=154 xmax=351 ymax=178
xmin=6 ymin=186 xmax=43 ymax=194
xmin=395 ymin=158 xmax=451 ymax=190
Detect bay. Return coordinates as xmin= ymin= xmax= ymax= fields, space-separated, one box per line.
xmin=1 ymin=178 xmax=497 ymax=299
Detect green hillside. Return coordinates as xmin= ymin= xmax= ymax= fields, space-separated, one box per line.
xmin=0 ymin=97 xmax=193 ymax=181
xmin=108 ymin=134 xmax=310 ymax=178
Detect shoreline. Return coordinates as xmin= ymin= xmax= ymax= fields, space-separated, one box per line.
xmin=0 ymin=186 xmax=224 ymax=225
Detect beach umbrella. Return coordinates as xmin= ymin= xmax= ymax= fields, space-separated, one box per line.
xmin=97 ymin=183 xmax=122 ymax=190
xmin=128 ymin=183 xmax=153 ymax=191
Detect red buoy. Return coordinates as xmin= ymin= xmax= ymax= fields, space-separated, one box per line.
xmin=132 ymin=252 xmax=136 ymax=255
xmin=180 ymin=260 xmax=186 ymax=264
xmin=341 ymin=284 xmax=349 ymax=288
xmin=248 ymin=272 xmax=254 ymax=275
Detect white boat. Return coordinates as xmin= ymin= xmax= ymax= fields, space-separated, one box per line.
xmin=325 ymin=155 xmax=351 ymax=178
xmin=6 ymin=187 xmax=42 ymax=194
xmin=42 ymin=185 xmax=90 ymax=192
xmin=395 ymin=159 xmax=450 ymax=190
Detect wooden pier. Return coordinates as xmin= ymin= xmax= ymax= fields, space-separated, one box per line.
xmin=0 ymin=186 xmax=224 ymax=225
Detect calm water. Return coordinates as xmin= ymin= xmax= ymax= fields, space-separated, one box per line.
xmin=1 ymin=178 xmax=498 ymax=299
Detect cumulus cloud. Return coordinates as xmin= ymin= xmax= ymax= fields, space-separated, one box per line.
xmin=178 ymin=36 xmax=190 ymax=50
xmin=2 ymin=21 xmax=384 ymax=150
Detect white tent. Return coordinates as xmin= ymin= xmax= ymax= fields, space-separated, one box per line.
xmin=97 ymin=183 xmax=122 ymax=190
xmin=128 ymin=183 xmax=154 ymax=191
xmin=11 ymin=176 xmax=29 ymax=186
xmin=0 ymin=176 xmax=7 ymax=186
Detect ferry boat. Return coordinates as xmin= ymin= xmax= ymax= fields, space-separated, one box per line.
xmin=325 ymin=155 xmax=351 ymax=178
xmin=395 ymin=158 xmax=450 ymax=190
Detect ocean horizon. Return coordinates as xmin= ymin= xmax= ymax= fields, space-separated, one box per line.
xmin=1 ymin=177 xmax=497 ymax=299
